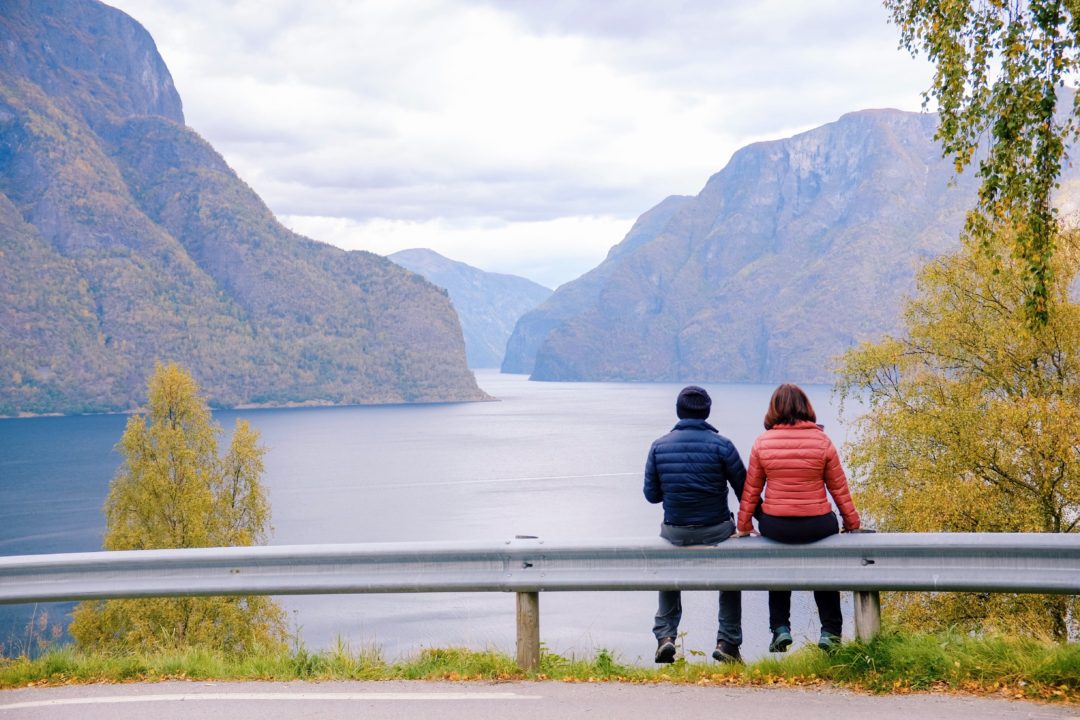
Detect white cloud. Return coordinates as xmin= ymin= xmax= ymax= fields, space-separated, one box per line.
xmin=281 ymin=214 xmax=632 ymax=290
xmin=107 ymin=0 xmax=934 ymax=285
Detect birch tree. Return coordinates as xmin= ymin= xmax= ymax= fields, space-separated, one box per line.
xmin=886 ymin=0 xmax=1080 ymax=325
xmin=70 ymin=363 xmax=286 ymax=652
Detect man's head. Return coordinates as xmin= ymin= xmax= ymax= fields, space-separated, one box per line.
xmin=676 ymin=385 xmax=711 ymax=419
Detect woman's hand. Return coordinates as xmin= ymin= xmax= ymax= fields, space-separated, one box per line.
xmin=732 ymin=529 xmax=758 ymax=538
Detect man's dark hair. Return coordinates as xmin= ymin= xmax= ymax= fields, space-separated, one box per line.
xmin=676 ymin=385 xmax=711 ymax=419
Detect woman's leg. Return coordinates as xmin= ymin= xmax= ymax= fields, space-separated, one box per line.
xmin=768 ymin=590 xmax=791 ymax=632
xmin=759 ymin=512 xmax=838 ymax=544
xmin=767 ymin=591 xmax=794 ymax=652
xmin=760 ymin=512 xmax=842 ymax=639
xmin=758 ymin=514 xmax=798 ymax=640
xmin=814 ymin=590 xmax=842 ymax=636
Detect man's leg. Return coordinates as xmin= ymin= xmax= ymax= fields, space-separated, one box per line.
xmin=653 ymin=590 xmax=681 ymax=639
xmin=653 ymin=590 xmax=680 ymax=663
xmin=716 ymin=590 xmax=742 ymax=646
xmin=712 ymin=589 xmax=743 ymax=662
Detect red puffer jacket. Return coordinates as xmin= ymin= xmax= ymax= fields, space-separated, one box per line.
xmin=736 ymin=421 xmax=860 ymax=533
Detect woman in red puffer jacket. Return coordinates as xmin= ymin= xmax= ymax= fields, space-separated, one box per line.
xmin=735 ymin=383 xmax=860 ymax=653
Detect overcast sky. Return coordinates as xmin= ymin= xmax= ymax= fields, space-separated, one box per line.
xmin=107 ymin=0 xmax=933 ymax=288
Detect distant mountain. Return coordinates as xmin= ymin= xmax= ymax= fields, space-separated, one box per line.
xmin=389 ymin=249 xmax=551 ymax=368
xmin=0 ymin=0 xmax=486 ymax=415
xmin=503 ymin=107 xmax=1080 ymax=383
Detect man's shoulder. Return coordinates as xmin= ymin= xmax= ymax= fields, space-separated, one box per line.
xmin=710 ymin=432 xmax=739 ymax=455
xmin=654 ymin=425 xmax=734 ymax=449
xmin=650 ymin=429 xmax=678 ymax=448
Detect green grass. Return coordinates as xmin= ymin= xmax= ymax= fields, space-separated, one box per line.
xmin=1 ymin=632 xmax=1077 ymax=703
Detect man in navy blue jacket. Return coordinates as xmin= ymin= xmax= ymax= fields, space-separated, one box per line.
xmin=644 ymin=385 xmax=746 ymax=663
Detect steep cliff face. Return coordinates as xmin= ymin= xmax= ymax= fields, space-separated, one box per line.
xmin=389 ymin=249 xmax=551 ymax=368
xmin=0 ymin=0 xmax=183 ymax=128
xmin=504 ymin=108 xmax=1078 ymax=383
xmin=0 ymin=0 xmax=485 ymax=414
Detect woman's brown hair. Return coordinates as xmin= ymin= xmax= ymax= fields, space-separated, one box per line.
xmin=763 ymin=383 xmax=816 ymax=429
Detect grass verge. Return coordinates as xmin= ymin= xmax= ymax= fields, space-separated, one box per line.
xmin=1 ymin=631 xmax=1076 ymax=703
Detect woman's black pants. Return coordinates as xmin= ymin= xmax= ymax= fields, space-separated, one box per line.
xmin=758 ymin=511 xmax=842 ymax=636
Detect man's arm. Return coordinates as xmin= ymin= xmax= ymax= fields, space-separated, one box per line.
xmin=720 ymin=441 xmax=746 ymax=500
xmin=643 ymin=444 xmax=663 ymax=504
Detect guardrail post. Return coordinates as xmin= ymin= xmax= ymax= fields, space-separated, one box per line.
xmin=516 ymin=591 xmax=540 ymax=671
xmin=853 ymin=590 xmax=881 ymax=640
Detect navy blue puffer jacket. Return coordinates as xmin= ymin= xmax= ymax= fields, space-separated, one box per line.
xmin=643 ymin=419 xmax=746 ymax=526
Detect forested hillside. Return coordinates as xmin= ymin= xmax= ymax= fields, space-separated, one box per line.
xmin=0 ymin=0 xmax=485 ymax=415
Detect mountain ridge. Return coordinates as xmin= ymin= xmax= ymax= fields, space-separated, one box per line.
xmin=503 ymin=106 xmax=1079 ymax=383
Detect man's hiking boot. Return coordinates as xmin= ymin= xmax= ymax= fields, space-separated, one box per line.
xmin=818 ymin=631 xmax=842 ymax=652
xmin=655 ymin=636 xmax=676 ymax=664
xmin=769 ymin=626 xmax=793 ymax=653
xmin=712 ymin=640 xmax=742 ymax=664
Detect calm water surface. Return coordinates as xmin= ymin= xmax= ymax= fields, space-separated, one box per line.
xmin=0 ymin=371 xmax=858 ymax=662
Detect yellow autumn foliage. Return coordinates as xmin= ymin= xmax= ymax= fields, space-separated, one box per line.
xmin=69 ymin=363 xmax=286 ymax=653
xmin=837 ymin=229 xmax=1079 ymax=639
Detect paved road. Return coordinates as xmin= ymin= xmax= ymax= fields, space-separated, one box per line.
xmin=0 ymin=680 xmax=1076 ymax=719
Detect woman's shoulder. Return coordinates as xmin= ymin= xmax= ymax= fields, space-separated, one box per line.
xmin=760 ymin=420 xmax=820 ymax=435
xmin=758 ymin=422 xmax=831 ymax=447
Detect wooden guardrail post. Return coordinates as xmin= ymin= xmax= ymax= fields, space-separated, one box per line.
xmin=516 ymin=591 xmax=540 ymax=671
xmin=853 ymin=590 xmax=881 ymax=640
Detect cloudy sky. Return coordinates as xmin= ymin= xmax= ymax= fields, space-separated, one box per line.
xmin=107 ymin=0 xmax=933 ymax=288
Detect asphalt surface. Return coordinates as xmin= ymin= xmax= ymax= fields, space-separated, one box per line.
xmin=1 ymin=681 xmax=1077 ymax=720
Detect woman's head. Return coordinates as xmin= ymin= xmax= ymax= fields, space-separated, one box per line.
xmin=764 ymin=383 xmax=816 ymax=429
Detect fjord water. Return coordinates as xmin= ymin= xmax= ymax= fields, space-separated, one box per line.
xmin=0 ymin=371 xmax=855 ymax=662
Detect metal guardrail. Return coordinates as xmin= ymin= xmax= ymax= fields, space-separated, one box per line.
xmin=3 ymin=533 xmax=1078 ymax=601
xmin=2 ymin=533 xmax=1078 ymax=668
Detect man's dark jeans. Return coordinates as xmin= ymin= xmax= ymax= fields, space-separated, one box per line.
xmin=652 ymin=519 xmax=742 ymax=646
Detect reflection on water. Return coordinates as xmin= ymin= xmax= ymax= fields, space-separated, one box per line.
xmin=0 ymin=371 xmax=856 ymax=662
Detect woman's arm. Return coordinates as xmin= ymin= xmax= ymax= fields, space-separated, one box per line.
xmin=823 ymin=440 xmax=860 ymax=530
xmin=736 ymin=441 xmax=765 ymax=533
